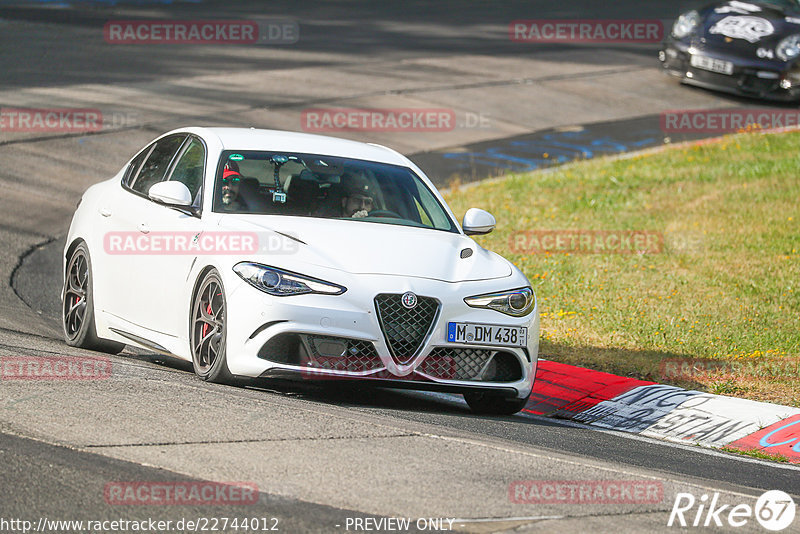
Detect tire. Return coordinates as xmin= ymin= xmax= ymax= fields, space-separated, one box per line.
xmin=190 ymin=269 xmax=234 ymax=383
xmin=62 ymin=243 xmax=125 ymax=354
xmin=464 ymin=390 xmax=530 ymax=415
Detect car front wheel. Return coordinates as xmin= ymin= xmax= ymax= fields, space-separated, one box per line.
xmin=190 ymin=269 xmax=234 ymax=383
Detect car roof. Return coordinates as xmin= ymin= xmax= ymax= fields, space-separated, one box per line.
xmin=172 ymin=127 xmax=410 ymax=167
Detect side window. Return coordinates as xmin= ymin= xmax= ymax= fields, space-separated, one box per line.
xmin=130 ymin=134 xmax=187 ymax=195
xmin=414 ymin=198 xmax=433 ymax=227
xmin=168 ymin=137 xmax=205 ymax=203
xmin=123 ymin=146 xmax=152 ymax=188
xmin=412 ymin=179 xmax=453 ymax=230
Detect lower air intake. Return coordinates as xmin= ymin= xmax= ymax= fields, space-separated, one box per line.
xmin=419 ymin=348 xmax=522 ymax=382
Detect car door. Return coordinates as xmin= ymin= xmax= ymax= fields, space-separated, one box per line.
xmin=98 ymin=133 xmax=187 ymax=333
xmin=93 ymin=142 xmax=152 ymax=322
xmin=133 ymin=135 xmax=208 ymax=340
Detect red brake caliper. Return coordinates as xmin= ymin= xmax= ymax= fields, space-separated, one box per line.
xmin=202 ymin=303 xmax=213 ymax=337
xmin=74 ymin=296 xmax=81 ymax=306
xmin=73 ymin=272 xmax=82 ymax=306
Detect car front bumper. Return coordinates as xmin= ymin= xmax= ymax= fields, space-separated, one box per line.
xmin=660 ymin=41 xmax=800 ymax=102
xmin=224 ymin=272 xmax=539 ymax=400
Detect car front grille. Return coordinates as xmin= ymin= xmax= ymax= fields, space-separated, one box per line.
xmin=419 ymin=348 xmax=522 ymax=382
xmin=739 ymin=72 xmax=780 ymax=95
xmin=374 ymin=293 xmax=440 ymax=364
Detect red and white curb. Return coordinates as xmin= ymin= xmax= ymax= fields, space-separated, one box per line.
xmin=524 ymin=360 xmax=800 ymax=463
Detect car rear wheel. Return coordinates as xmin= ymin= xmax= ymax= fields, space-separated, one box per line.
xmin=62 ymin=243 xmax=125 ymax=354
xmin=464 ymin=390 xmax=530 ymax=415
xmin=190 ymin=270 xmax=233 ymax=383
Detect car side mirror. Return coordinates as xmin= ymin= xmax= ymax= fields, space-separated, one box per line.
xmin=148 ymin=181 xmax=193 ymax=207
xmin=462 ymin=208 xmax=496 ymax=235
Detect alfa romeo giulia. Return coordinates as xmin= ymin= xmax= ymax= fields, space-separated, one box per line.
xmin=62 ymin=127 xmax=539 ymax=414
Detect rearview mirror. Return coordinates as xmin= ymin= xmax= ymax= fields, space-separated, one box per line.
xmin=148 ymin=181 xmax=193 ymax=207
xmin=306 ymin=158 xmax=343 ymax=178
xmin=462 ymin=208 xmax=496 ymax=235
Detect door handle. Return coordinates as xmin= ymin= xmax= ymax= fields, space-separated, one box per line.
xmin=138 ymin=223 xmax=150 ymax=234
xmin=99 ymin=207 xmax=112 ymax=217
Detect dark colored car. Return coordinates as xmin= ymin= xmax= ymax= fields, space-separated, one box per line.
xmin=660 ymin=0 xmax=800 ymax=101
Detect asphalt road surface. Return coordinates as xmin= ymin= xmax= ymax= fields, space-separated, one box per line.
xmin=1 ymin=1 xmax=797 ymax=533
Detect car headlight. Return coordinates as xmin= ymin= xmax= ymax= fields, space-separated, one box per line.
xmin=672 ymin=10 xmax=700 ymax=39
xmin=464 ymin=287 xmax=535 ymax=317
xmin=777 ymin=34 xmax=800 ymax=61
xmin=233 ymin=262 xmax=346 ymax=296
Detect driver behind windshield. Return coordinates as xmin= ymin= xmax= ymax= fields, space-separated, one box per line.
xmin=220 ymin=161 xmax=245 ymax=212
xmin=340 ymin=172 xmax=375 ymax=218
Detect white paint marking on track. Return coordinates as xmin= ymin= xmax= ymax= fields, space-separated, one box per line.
xmin=517 ymin=408 xmax=800 ymax=472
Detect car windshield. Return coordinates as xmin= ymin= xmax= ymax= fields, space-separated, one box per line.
xmin=212 ymin=151 xmax=457 ymax=232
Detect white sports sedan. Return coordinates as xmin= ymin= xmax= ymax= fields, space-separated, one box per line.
xmin=62 ymin=127 xmax=539 ymax=414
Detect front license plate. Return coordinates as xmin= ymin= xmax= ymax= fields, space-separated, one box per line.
xmin=690 ymin=54 xmax=734 ymax=75
xmin=447 ymin=322 xmax=527 ymax=348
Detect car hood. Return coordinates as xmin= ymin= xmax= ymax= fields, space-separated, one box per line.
xmin=217 ymin=215 xmax=513 ymax=282
xmin=697 ymin=1 xmax=800 ymax=51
